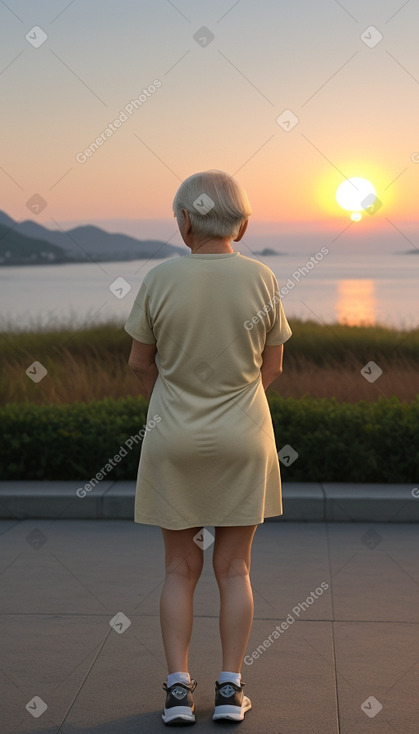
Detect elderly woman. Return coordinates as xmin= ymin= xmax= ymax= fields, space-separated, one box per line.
xmin=125 ymin=169 xmax=292 ymax=725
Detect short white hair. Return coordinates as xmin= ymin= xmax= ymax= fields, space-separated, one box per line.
xmin=172 ymin=169 xmax=252 ymax=239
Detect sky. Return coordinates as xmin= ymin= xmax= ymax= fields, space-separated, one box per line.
xmin=1 ymin=0 xmax=419 ymax=243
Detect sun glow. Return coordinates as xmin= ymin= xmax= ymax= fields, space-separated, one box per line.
xmin=335 ymin=177 xmax=378 ymax=221
xmin=314 ymin=163 xmax=389 ymax=223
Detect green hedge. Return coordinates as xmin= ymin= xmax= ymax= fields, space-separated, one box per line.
xmin=1 ymin=395 xmax=418 ymax=482
xmin=1 ymin=396 xmax=148 ymax=481
xmin=268 ymin=394 xmax=419 ymax=482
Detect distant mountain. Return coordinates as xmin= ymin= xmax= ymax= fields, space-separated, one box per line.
xmin=0 ymin=209 xmax=185 ymax=265
xmin=0 ymin=223 xmax=70 ymax=265
xmin=0 ymin=211 xmax=15 ymax=228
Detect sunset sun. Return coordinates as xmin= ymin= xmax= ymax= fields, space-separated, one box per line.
xmin=336 ymin=177 xmax=378 ymax=221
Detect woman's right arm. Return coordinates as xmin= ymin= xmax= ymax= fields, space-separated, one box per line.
xmin=260 ymin=344 xmax=284 ymax=391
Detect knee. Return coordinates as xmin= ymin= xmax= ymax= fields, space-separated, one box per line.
xmin=165 ymin=553 xmax=203 ymax=581
xmin=213 ymin=556 xmax=250 ymax=582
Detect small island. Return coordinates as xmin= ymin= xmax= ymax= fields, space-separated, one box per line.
xmin=253 ymin=248 xmax=283 ymax=256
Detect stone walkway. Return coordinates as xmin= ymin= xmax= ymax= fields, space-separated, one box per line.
xmin=1 ymin=518 xmax=418 ymax=733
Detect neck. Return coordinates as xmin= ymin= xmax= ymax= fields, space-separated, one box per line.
xmin=190 ymin=240 xmax=234 ymax=254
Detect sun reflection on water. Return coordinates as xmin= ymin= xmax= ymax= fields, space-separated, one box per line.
xmin=336 ymin=279 xmax=376 ymax=326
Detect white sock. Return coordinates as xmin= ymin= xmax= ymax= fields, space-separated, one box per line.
xmin=167 ymin=671 xmax=191 ymax=688
xmin=218 ymin=670 xmax=241 ymax=687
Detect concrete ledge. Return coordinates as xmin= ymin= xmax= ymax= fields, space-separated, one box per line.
xmin=273 ymin=482 xmax=325 ymax=521
xmin=0 ymin=480 xmax=114 ymax=520
xmin=323 ymin=483 xmax=419 ymax=522
xmin=0 ymin=481 xmax=418 ymax=521
xmin=102 ymin=480 xmax=135 ymax=519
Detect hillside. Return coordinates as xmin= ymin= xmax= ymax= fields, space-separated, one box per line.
xmin=0 ymin=223 xmax=70 ymax=265
xmin=0 ymin=210 xmax=184 ymax=264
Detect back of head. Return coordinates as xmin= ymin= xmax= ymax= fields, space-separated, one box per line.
xmin=172 ymin=169 xmax=252 ymax=239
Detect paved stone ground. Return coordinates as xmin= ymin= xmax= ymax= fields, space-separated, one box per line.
xmin=1 ymin=519 xmax=418 ymax=734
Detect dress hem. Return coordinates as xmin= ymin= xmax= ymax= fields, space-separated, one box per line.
xmin=133 ymin=513 xmax=283 ymax=529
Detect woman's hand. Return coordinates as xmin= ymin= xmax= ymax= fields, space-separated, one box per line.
xmin=260 ymin=343 xmax=284 ymax=391
xmin=128 ymin=339 xmax=158 ymax=400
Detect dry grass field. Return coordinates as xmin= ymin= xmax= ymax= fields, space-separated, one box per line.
xmin=2 ymin=319 xmax=418 ymax=405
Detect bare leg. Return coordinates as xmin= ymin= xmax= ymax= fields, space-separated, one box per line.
xmin=212 ymin=525 xmax=258 ymax=673
xmin=159 ymin=527 xmax=204 ymax=674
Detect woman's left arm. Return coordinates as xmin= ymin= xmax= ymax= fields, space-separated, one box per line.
xmin=128 ymin=339 xmax=158 ymax=400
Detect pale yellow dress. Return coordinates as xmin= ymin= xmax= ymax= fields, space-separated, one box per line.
xmin=124 ymin=251 xmax=292 ymax=530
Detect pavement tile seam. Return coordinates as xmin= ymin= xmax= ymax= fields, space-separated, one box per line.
xmin=1 ymin=522 xmax=418 ymax=733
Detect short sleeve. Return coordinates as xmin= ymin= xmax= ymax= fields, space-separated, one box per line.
xmin=124 ymin=278 xmax=156 ymax=344
xmin=264 ymin=285 xmax=292 ymax=346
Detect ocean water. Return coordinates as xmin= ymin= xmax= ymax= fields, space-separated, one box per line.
xmin=0 ymin=248 xmax=418 ymax=331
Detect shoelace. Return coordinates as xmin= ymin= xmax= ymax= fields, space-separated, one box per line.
xmin=163 ymin=679 xmax=198 ymax=693
xmin=216 ymin=680 xmax=245 ymax=690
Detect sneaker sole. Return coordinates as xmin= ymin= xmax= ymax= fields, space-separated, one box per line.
xmin=213 ymin=696 xmax=252 ymax=721
xmin=162 ymin=705 xmax=196 ymax=725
